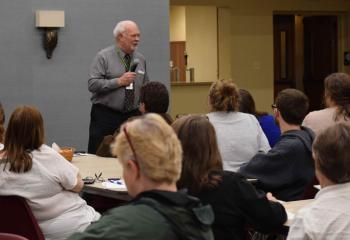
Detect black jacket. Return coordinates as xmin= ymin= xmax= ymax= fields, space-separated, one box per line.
xmin=193 ymin=171 xmax=287 ymax=240
xmin=239 ymin=126 xmax=315 ymax=201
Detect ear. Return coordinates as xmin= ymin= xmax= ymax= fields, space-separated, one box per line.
xmin=126 ymin=159 xmax=141 ymax=180
xmin=139 ymin=102 xmax=146 ymax=114
xmin=274 ymin=109 xmax=280 ymax=118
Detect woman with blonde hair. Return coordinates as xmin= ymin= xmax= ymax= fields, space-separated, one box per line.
xmin=0 ymin=106 xmax=100 ymax=240
xmin=207 ymin=79 xmax=270 ymax=171
xmin=303 ymin=72 xmax=350 ymax=135
xmin=173 ymin=115 xmax=286 ymax=240
xmin=70 ymin=113 xmax=214 ymax=240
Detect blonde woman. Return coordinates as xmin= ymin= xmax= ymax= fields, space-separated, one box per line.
xmin=70 ymin=114 xmax=214 ymax=240
xmin=207 ymin=79 xmax=270 ymax=172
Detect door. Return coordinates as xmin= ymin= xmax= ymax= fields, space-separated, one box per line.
xmin=303 ymin=16 xmax=338 ymax=110
xmin=273 ymin=15 xmax=295 ymax=98
xmin=170 ymin=41 xmax=186 ymax=82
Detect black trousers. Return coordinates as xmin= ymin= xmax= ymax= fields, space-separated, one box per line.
xmin=88 ymin=104 xmax=140 ymax=154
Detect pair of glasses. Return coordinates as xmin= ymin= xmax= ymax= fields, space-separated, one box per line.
xmin=82 ymin=172 xmax=105 ymax=184
xmin=271 ymin=104 xmax=277 ymax=109
xmin=123 ymin=125 xmax=139 ymax=163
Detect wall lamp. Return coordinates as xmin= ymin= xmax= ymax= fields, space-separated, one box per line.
xmin=36 ymin=10 xmax=65 ymax=59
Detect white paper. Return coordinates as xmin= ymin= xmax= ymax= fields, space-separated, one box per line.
xmin=126 ymin=83 xmax=133 ymax=90
xmin=102 ymin=180 xmax=127 ymax=191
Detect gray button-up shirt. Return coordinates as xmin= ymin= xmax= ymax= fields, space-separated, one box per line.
xmin=88 ymin=45 xmax=149 ymax=111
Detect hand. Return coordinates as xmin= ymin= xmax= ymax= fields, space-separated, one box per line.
xmin=118 ymin=72 xmax=136 ymax=86
xmin=266 ymin=192 xmax=278 ymax=202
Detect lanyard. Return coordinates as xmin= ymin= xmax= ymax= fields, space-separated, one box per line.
xmin=116 ymin=48 xmax=130 ymax=71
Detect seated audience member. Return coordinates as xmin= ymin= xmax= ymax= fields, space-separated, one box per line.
xmin=239 ymin=89 xmax=315 ymax=201
xmin=139 ymin=81 xmax=173 ymax=124
xmin=207 ymin=79 xmax=270 ymax=172
xmin=0 ymin=102 xmax=4 ymax=150
xmin=96 ymin=81 xmax=172 ymax=157
xmin=0 ymin=106 xmax=100 ymax=240
xmin=239 ymin=89 xmax=281 ymax=147
xmin=70 ymin=114 xmax=214 ymax=240
xmin=303 ymin=72 xmax=350 ymax=135
xmin=173 ymin=115 xmax=287 ymax=240
xmin=287 ymin=123 xmax=350 ymax=240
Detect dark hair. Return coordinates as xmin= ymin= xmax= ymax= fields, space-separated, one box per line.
xmin=140 ymin=81 xmax=169 ymax=114
xmin=324 ymin=72 xmax=350 ymax=120
xmin=0 ymin=102 xmax=5 ymax=143
xmin=1 ymin=106 xmax=45 ymax=173
xmin=276 ymin=89 xmax=309 ymax=125
xmin=172 ymin=115 xmax=223 ymax=194
xmin=313 ymin=123 xmax=350 ymax=184
xmin=209 ymin=79 xmax=239 ymax=112
xmin=238 ymin=89 xmax=268 ymax=117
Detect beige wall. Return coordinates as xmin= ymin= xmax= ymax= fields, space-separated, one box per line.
xmin=170 ymin=6 xmax=186 ymax=41
xmin=170 ymin=84 xmax=211 ymax=117
xmin=170 ymin=0 xmax=350 ymax=115
xmin=186 ymin=6 xmax=218 ymax=82
xmin=218 ymin=7 xmax=232 ymax=79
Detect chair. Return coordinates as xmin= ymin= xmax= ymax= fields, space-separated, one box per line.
xmin=0 ymin=196 xmax=45 ymax=240
xmin=302 ymin=176 xmax=319 ymax=199
xmin=0 ymin=233 xmax=29 ymax=240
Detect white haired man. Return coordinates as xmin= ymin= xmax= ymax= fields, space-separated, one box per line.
xmin=88 ymin=20 xmax=149 ymax=154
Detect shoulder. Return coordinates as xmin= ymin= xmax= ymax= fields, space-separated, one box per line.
xmin=219 ymin=171 xmax=252 ymax=191
xmin=95 ymin=45 xmax=115 ymax=59
xmin=303 ymin=108 xmax=335 ymax=124
xmin=70 ymin=204 xmax=172 ymax=240
xmin=134 ymin=51 xmax=146 ymax=61
xmin=238 ymin=112 xmax=257 ymax=120
xmin=207 ymin=111 xmax=257 ymax=122
xmin=33 ymin=144 xmax=60 ymax=157
xmin=258 ymin=114 xmax=274 ymax=123
xmin=108 ymin=204 xmax=168 ymax=226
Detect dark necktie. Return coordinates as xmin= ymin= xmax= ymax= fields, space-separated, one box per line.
xmin=123 ymin=54 xmax=134 ymax=112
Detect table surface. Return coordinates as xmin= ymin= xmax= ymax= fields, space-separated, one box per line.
xmin=72 ymin=154 xmax=314 ymax=223
xmin=283 ymin=199 xmax=314 ymax=226
xmin=72 ymin=154 xmax=130 ymax=200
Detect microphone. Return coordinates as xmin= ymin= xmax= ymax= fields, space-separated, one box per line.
xmin=126 ymin=59 xmax=140 ymax=90
xmin=129 ymin=59 xmax=139 ymax=72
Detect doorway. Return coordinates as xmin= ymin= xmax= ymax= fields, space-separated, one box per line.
xmin=274 ymin=14 xmax=338 ymax=111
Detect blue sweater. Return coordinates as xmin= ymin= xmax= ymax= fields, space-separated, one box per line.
xmin=258 ymin=115 xmax=281 ymax=147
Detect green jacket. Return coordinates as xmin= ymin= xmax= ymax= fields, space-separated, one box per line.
xmin=69 ymin=190 xmax=214 ymax=240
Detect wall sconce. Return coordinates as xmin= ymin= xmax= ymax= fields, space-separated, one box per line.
xmin=36 ymin=10 xmax=65 ymax=59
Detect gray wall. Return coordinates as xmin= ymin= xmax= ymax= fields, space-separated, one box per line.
xmin=0 ymin=0 xmax=170 ymax=150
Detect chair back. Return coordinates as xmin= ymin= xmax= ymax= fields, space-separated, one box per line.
xmin=0 ymin=233 xmax=29 ymax=240
xmin=302 ymin=176 xmax=319 ymax=199
xmin=0 ymin=196 xmax=45 ymax=240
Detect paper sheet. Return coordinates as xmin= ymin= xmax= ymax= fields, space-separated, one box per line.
xmin=102 ymin=180 xmax=127 ymax=191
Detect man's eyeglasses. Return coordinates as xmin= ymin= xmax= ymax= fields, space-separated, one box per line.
xmin=123 ymin=125 xmax=139 ymax=163
xmin=271 ymin=104 xmax=277 ymax=109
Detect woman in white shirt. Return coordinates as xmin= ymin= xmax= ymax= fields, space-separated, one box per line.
xmin=0 ymin=106 xmax=100 ymax=240
xmin=287 ymin=123 xmax=350 ymax=240
xmin=303 ymin=72 xmax=350 ymax=135
xmin=207 ymin=79 xmax=270 ymax=172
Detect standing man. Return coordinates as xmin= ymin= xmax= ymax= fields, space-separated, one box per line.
xmin=88 ymin=20 xmax=149 ymax=154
